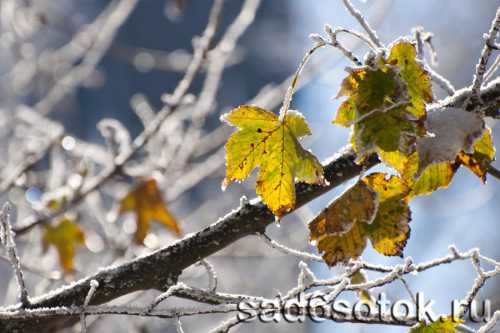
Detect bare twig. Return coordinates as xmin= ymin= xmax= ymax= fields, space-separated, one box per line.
xmin=0 ymin=203 xmax=29 ymax=308
xmin=341 ymin=0 xmax=383 ymax=48
xmin=470 ymin=7 xmax=500 ymax=105
xmin=80 ymin=280 xmax=99 ymax=333
xmin=13 ymin=0 xmax=226 ymax=235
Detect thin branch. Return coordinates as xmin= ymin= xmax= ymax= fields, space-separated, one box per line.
xmin=470 ymin=7 xmax=500 ymax=104
xmin=35 ymin=0 xmax=140 ymax=115
xmin=259 ymin=233 xmax=322 ymax=262
xmin=0 ymin=203 xmax=29 ymax=308
xmin=341 ymin=0 xmax=383 ymax=48
xmin=199 ymin=260 xmax=218 ymax=292
xmin=487 ymin=165 xmax=500 ymax=180
xmin=477 ymin=311 xmax=500 ymax=333
xmin=80 ymin=280 xmax=99 ymax=333
xmin=13 ymin=0 xmax=226 ymax=236
xmin=324 ymin=25 xmax=364 ymax=65
xmin=484 ymin=55 xmax=500 ymax=82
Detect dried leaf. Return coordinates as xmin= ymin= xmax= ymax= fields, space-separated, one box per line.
xmin=42 ymin=217 xmax=85 ymax=273
xmin=119 ymin=178 xmax=181 ymax=244
xmin=309 ymin=181 xmax=378 ymax=237
xmin=310 ymin=173 xmax=411 ymax=266
xmin=223 ymin=106 xmax=324 ymax=217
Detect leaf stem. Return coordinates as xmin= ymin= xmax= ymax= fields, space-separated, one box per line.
xmin=278 ymin=43 xmax=325 ymax=122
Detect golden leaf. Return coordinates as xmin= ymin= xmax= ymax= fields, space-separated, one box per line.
xmin=119 ymin=178 xmax=181 ymax=244
xmin=223 ymin=106 xmax=324 ymax=217
xmin=42 ymin=217 xmax=85 ymax=273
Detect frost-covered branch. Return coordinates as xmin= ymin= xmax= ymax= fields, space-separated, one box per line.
xmin=0 ymin=203 xmax=29 ymax=308
xmin=470 ymin=7 xmax=500 ymax=102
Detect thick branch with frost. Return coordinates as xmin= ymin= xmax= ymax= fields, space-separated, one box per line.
xmin=0 ymin=147 xmax=377 ymax=332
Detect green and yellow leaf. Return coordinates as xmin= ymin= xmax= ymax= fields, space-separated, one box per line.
xmin=223 ymin=106 xmax=324 ymax=217
xmin=42 ymin=217 xmax=85 ymax=273
xmin=387 ymin=41 xmax=433 ymax=119
xmin=333 ymin=41 xmax=433 ymax=163
xmin=335 ymin=67 xmax=399 ymax=127
xmin=119 ymin=178 xmax=181 ymax=244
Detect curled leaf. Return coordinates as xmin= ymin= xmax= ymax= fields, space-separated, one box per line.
xmin=416 ymin=108 xmax=484 ymax=177
xmin=223 ymin=105 xmax=324 ymax=217
xmin=119 ymin=178 xmax=181 ymax=244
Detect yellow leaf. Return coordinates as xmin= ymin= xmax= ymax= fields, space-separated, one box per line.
xmin=378 ymin=150 xmax=456 ymax=197
xmin=309 ymin=173 xmax=411 ymax=266
xmin=119 ymin=178 xmax=180 ymax=244
xmin=410 ymin=161 xmax=456 ymax=197
xmin=410 ymin=316 xmax=463 ymax=333
xmin=223 ymin=106 xmax=324 ymax=217
xmin=457 ymin=128 xmax=496 ymax=182
xmin=388 ymin=41 xmax=433 ymax=119
xmin=42 ymin=217 xmax=85 ymax=273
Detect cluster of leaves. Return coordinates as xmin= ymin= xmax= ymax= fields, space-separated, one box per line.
xmin=222 ymin=41 xmax=496 ymax=267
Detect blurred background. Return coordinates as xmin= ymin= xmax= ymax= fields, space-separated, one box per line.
xmin=0 ymin=0 xmax=498 ymax=332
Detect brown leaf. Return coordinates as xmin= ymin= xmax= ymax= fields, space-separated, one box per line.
xmin=119 ymin=178 xmax=181 ymax=244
